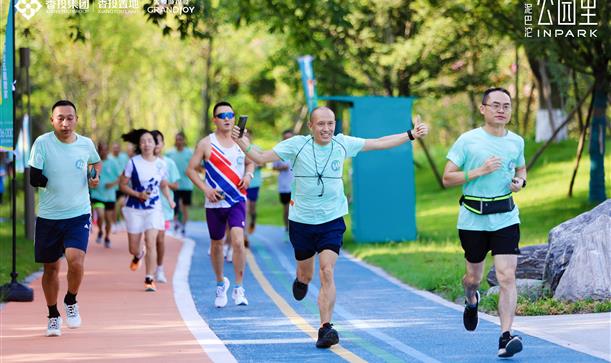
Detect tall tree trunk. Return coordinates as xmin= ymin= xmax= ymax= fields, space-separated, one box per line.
xmin=568 ymin=93 xmax=594 ymax=197
xmin=588 ymin=72 xmax=608 ymax=203
xmin=202 ymin=37 xmax=213 ymax=136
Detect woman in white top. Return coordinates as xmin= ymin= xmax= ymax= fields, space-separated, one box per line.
xmin=119 ymin=129 xmax=175 ymax=292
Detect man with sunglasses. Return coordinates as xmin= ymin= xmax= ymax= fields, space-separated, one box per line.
xmin=231 ymin=106 xmax=428 ymax=349
xmin=442 ymin=87 xmax=526 ymax=358
xmin=186 ymin=101 xmax=255 ymax=308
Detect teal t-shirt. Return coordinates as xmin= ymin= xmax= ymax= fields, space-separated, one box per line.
xmin=446 ymin=127 xmax=525 ymax=231
xmin=108 ymin=152 xmax=129 ymax=171
xmin=29 ymin=132 xmax=101 ymax=220
xmin=90 ymin=158 xmax=121 ymax=202
xmin=248 ymin=166 xmax=263 ymax=189
xmin=162 ymin=157 xmax=180 ymax=221
xmin=273 ymin=134 xmax=365 ymax=225
xmin=165 ymin=148 xmax=193 ymax=191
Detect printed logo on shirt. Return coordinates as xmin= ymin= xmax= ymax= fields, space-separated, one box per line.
xmin=508 ymin=160 xmax=515 ymax=171
xmin=331 ymin=160 xmax=341 ymax=172
xmin=75 ymin=159 xmax=85 ymax=170
xmin=237 ymin=156 xmax=245 ymax=166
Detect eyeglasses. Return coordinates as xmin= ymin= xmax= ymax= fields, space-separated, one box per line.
xmin=215 ymin=112 xmax=235 ymax=119
xmin=483 ymin=103 xmax=512 ymax=112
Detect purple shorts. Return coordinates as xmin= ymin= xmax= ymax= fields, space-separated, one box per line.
xmin=205 ymin=201 xmax=246 ymax=240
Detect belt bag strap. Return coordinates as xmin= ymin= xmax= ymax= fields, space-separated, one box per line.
xmin=459 ymin=193 xmax=515 ymax=215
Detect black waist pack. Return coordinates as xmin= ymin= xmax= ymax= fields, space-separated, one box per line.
xmin=459 ymin=193 xmax=515 ymax=215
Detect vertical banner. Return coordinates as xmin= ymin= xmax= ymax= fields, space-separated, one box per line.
xmin=297 ymin=55 xmax=318 ymax=113
xmin=15 ymin=114 xmax=30 ymax=172
xmin=0 ymin=3 xmax=14 ymax=152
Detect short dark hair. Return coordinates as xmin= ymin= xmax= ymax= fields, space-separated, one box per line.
xmin=51 ymin=100 xmax=77 ymax=114
xmin=151 ymin=130 xmax=164 ymax=142
xmin=213 ymin=101 xmax=233 ymax=117
xmin=282 ymin=129 xmax=294 ymax=136
xmin=175 ymin=131 xmax=185 ymax=139
xmin=482 ymin=87 xmax=511 ymax=105
xmin=121 ymin=128 xmax=157 ymax=155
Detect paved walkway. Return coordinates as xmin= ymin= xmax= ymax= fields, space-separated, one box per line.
xmin=1 ymin=222 xmax=609 ymax=362
xmin=0 ymin=230 xmax=211 ymax=362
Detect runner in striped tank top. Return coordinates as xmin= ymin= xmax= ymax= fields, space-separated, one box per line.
xmin=186 ymin=101 xmax=255 ymax=308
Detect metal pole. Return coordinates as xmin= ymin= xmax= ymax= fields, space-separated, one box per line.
xmin=0 ymin=0 xmax=34 ymax=302
xmin=20 ymin=47 xmax=34 ymax=239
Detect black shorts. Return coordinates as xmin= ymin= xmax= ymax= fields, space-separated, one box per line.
xmin=174 ymin=190 xmax=193 ymax=206
xmin=458 ymin=223 xmax=520 ymax=263
xmin=35 ymin=214 xmax=91 ymax=263
xmin=288 ymin=217 xmax=346 ymax=261
xmin=115 ymin=190 xmax=124 ymax=200
xmin=91 ymin=198 xmax=116 ymax=211
xmin=279 ymin=192 xmax=291 ymax=205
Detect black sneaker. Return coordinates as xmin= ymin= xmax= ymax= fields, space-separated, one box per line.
xmin=498 ymin=333 xmax=523 ymax=358
xmin=463 ymin=290 xmax=479 ymax=331
xmin=292 ymin=278 xmax=308 ymax=301
xmin=316 ymin=323 xmax=339 ymax=348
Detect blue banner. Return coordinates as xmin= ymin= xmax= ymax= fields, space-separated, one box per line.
xmin=297 ymin=55 xmax=318 ymax=113
xmin=0 ymin=3 xmax=14 ymax=152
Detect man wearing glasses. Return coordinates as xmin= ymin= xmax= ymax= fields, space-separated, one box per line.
xmin=186 ymin=101 xmax=255 ymax=308
xmin=231 ymin=106 xmax=428 ymax=349
xmin=442 ymin=87 xmax=527 ymax=358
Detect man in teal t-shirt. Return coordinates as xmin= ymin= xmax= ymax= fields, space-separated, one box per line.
xmin=28 ymin=100 xmax=101 ymax=338
xmin=165 ymin=131 xmax=193 ymax=236
xmin=89 ymin=142 xmax=122 ymax=247
xmin=231 ymin=106 xmax=429 ymax=349
xmin=443 ymin=87 xmax=527 ymax=358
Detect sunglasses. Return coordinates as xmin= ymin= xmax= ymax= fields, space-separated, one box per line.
xmin=215 ymin=112 xmax=235 ymax=120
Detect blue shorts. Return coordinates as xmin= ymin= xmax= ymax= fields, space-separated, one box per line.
xmin=35 ymin=214 xmax=91 ymax=263
xmin=288 ymin=217 xmax=346 ymax=261
xmin=246 ymin=187 xmax=260 ymax=202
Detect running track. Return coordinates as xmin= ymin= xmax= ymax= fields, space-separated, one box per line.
xmin=180 ymin=222 xmax=608 ymax=362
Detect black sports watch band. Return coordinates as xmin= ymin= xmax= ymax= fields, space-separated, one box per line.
xmin=407 ymin=129 xmax=415 ymax=140
xmin=521 ymin=178 xmax=527 ymax=188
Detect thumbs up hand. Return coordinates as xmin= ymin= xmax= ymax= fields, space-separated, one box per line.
xmin=412 ymin=115 xmax=429 ymax=139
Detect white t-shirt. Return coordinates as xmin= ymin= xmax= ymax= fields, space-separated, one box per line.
xmin=124 ymin=155 xmax=167 ymax=210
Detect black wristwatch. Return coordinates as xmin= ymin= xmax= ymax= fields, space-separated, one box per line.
xmin=407 ymin=129 xmax=415 ymax=140
xmin=521 ymin=178 xmax=527 ymax=188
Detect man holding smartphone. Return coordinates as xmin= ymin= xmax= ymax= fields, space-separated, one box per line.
xmin=231 ymin=106 xmax=428 ymax=349
xmin=186 ymin=101 xmax=255 ymax=308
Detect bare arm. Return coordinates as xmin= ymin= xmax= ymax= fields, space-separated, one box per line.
xmin=119 ymin=174 xmax=149 ymax=201
xmin=160 ymin=179 xmax=176 ymax=209
xmin=362 ymin=115 xmax=429 ymax=152
xmin=231 ymin=127 xmax=281 ymax=164
xmin=238 ymin=157 xmax=256 ymax=189
xmin=442 ymin=157 xmax=503 ymax=188
xmin=186 ymin=137 xmax=224 ymax=203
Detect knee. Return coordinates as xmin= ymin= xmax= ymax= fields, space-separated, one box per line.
xmin=44 ymin=264 xmax=60 ymax=276
xmin=463 ymin=274 xmax=481 ymax=288
xmin=68 ymin=259 xmax=84 ymax=272
xmin=496 ymin=269 xmax=516 ymax=287
xmin=319 ymin=265 xmax=334 ymax=283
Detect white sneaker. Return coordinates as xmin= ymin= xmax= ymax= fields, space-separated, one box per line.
xmin=214 ymin=277 xmax=230 ymax=308
xmin=232 ymin=286 xmax=248 ymax=306
xmin=46 ymin=317 xmax=62 ymax=336
xmin=64 ymin=303 xmax=81 ymax=328
xmin=222 ymin=244 xmax=229 ymax=258
xmin=156 ymin=266 xmax=167 ymax=283
xmin=225 ymin=246 xmax=233 ymax=263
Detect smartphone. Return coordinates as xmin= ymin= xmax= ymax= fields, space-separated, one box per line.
xmin=238 ymin=115 xmax=248 ymax=138
xmin=88 ymin=167 xmax=97 ymax=179
xmin=217 ymin=190 xmax=225 ymax=200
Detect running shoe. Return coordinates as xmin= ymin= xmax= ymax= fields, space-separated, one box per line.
xmin=64 ymin=303 xmax=81 ymax=328
xmin=46 ymin=317 xmax=62 ymax=337
xmin=104 ymin=238 xmax=111 ymax=248
xmin=232 ymin=286 xmax=249 ymax=306
xmin=130 ymin=250 xmax=144 ymax=271
xmin=156 ymin=266 xmax=167 ymax=283
xmin=214 ymin=277 xmax=230 ymax=308
xmin=498 ymin=333 xmax=523 ymax=358
xmin=292 ymin=278 xmax=308 ymax=301
xmin=316 ymin=323 xmax=339 ymax=348
xmin=463 ymin=290 xmax=479 ymax=331
xmin=95 ymin=232 xmax=103 ymax=244
xmin=145 ymin=277 xmax=157 ymax=292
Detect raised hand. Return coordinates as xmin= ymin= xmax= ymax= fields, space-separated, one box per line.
xmin=412 ymin=115 xmax=429 ymax=138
